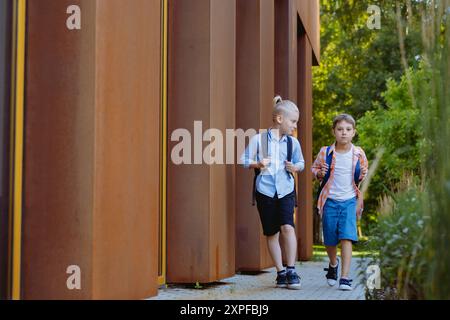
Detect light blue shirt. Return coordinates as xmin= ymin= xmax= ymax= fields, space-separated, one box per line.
xmin=240 ymin=128 xmax=305 ymax=199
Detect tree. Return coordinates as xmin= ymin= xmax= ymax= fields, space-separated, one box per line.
xmin=312 ymin=0 xmax=425 ymax=238
xmin=313 ymin=0 xmax=423 ymax=153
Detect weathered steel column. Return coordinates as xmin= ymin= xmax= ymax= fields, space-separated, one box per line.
xmin=297 ymin=26 xmax=314 ymax=261
xmin=275 ymin=0 xmax=298 ymax=264
xmin=235 ymin=0 xmax=275 ymax=271
xmin=275 ymin=0 xmax=298 ymax=100
xmin=22 ymin=0 xmax=160 ymax=299
xmin=0 ymin=0 xmax=12 ymax=300
xmin=167 ymin=0 xmax=236 ymax=283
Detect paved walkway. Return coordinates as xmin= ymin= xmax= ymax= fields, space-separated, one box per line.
xmin=148 ymin=258 xmax=366 ymax=300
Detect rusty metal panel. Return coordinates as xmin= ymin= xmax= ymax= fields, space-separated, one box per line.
xmin=297 ymin=0 xmax=320 ymax=65
xmin=275 ymin=0 xmax=298 ymax=101
xmin=92 ymin=0 xmax=160 ymax=299
xmin=275 ymin=0 xmax=315 ymax=262
xmin=235 ymin=0 xmax=275 ymax=271
xmin=210 ymin=0 xmax=237 ymax=280
xmin=0 ymin=0 xmax=12 ymax=300
xmin=23 ymin=0 xmax=97 ymax=299
xmin=23 ymin=0 xmax=160 ymax=299
xmin=167 ymin=0 xmax=236 ymax=283
xmin=297 ymin=33 xmax=314 ymax=261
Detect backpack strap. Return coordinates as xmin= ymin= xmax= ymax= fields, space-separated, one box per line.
xmin=260 ymin=130 xmax=269 ymax=159
xmin=252 ymin=131 xmax=269 ymax=206
xmin=286 ymin=136 xmax=298 ymax=208
xmin=286 ymin=135 xmax=293 ymax=162
xmin=316 ymin=146 xmax=333 ymax=201
xmin=354 ymin=148 xmax=361 ymax=186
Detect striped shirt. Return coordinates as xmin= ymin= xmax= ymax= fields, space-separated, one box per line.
xmin=312 ymin=143 xmax=369 ymax=218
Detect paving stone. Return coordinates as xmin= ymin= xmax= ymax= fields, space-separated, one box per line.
xmin=148 ymin=258 xmax=366 ymax=300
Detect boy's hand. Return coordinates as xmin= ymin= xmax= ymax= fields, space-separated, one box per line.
xmin=317 ymin=163 xmax=329 ymax=179
xmin=361 ymin=167 xmax=368 ymax=177
xmin=285 ymin=161 xmax=297 ymax=174
xmin=258 ymin=158 xmax=271 ymax=170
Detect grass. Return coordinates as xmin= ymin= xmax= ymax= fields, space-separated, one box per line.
xmin=312 ymin=240 xmax=379 ymax=262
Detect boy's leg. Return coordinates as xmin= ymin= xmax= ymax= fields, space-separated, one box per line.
xmin=322 ymin=199 xmax=340 ymax=286
xmin=278 ymin=191 xmax=297 ymax=267
xmin=280 ymin=225 xmax=297 ymax=267
xmin=266 ymin=232 xmax=284 ymax=271
xmin=325 ymin=245 xmax=338 ymax=266
xmin=337 ymin=197 xmax=358 ymax=279
xmin=336 ymin=198 xmax=358 ymax=290
xmin=322 ymin=199 xmax=339 ymax=262
xmin=255 ymin=191 xmax=284 ymax=271
xmin=278 ymin=192 xmax=301 ymax=289
xmin=340 ymin=240 xmax=352 ymax=278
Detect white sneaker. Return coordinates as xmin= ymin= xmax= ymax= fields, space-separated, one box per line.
xmin=338 ymin=278 xmax=353 ymax=291
xmin=324 ymin=260 xmax=339 ymax=287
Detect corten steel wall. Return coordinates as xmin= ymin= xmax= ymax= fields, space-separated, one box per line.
xmin=235 ymin=0 xmax=275 ymax=271
xmin=296 ymin=0 xmax=320 ymax=64
xmin=92 ymin=0 xmax=160 ymax=299
xmin=273 ymin=0 xmax=318 ymax=261
xmin=297 ymin=28 xmax=314 ymax=261
xmin=0 ymin=0 xmax=12 ymax=299
xmin=167 ymin=0 xmax=236 ymax=283
xmin=235 ymin=0 xmax=319 ymax=270
xmin=297 ymin=0 xmax=320 ymax=65
xmin=22 ymin=0 xmax=160 ymax=299
xmin=275 ymin=0 xmax=298 ymax=100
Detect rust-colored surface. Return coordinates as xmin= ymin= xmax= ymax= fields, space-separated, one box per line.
xmin=0 ymin=0 xmax=12 ymax=299
xmin=275 ymin=0 xmax=298 ymax=263
xmin=297 ymin=32 xmax=314 ymax=261
xmin=235 ymin=0 xmax=275 ymax=271
xmin=275 ymin=0 xmax=298 ymax=100
xmin=92 ymin=0 xmax=160 ymax=299
xmin=21 ymin=0 xmax=318 ymax=298
xmin=296 ymin=0 xmax=320 ymax=65
xmin=23 ymin=0 xmax=160 ymax=299
xmin=275 ymin=0 xmax=316 ymax=262
xmin=23 ymin=0 xmax=96 ymax=300
xmin=167 ymin=0 xmax=236 ymax=283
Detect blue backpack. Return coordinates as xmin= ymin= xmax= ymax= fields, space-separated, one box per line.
xmin=252 ymin=131 xmax=297 ymax=207
xmin=316 ymin=146 xmax=361 ymax=200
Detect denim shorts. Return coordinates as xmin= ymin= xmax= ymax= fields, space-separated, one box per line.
xmin=255 ymin=190 xmax=295 ymax=236
xmin=322 ymin=197 xmax=358 ymax=246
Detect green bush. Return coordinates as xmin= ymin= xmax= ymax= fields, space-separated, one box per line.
xmin=360 ymin=180 xmax=430 ymax=300
xmin=357 ymin=65 xmax=430 ymax=234
xmin=418 ymin=1 xmax=450 ymax=299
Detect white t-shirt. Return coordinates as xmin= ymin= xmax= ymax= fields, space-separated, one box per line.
xmin=328 ymin=147 xmax=356 ymax=201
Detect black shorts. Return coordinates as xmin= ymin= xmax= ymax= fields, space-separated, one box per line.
xmin=255 ymin=190 xmax=296 ymax=236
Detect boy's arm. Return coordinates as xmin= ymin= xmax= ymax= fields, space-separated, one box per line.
xmin=359 ymin=148 xmax=369 ymax=182
xmin=292 ymin=139 xmax=305 ymax=172
xmin=311 ymin=147 xmax=325 ymax=180
xmin=240 ymin=134 xmax=259 ymax=169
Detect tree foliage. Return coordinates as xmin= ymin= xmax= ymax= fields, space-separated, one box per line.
xmin=313 ymin=0 xmax=425 ymax=233
xmin=313 ymin=0 xmax=423 ymax=153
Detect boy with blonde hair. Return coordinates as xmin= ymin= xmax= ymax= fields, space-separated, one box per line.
xmin=241 ymin=96 xmax=305 ymax=289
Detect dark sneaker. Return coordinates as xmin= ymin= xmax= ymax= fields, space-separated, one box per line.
xmin=324 ymin=260 xmax=339 ymax=286
xmin=276 ymin=271 xmax=288 ymax=288
xmin=287 ymin=270 xmax=301 ymax=290
xmin=338 ymin=278 xmax=353 ymax=291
